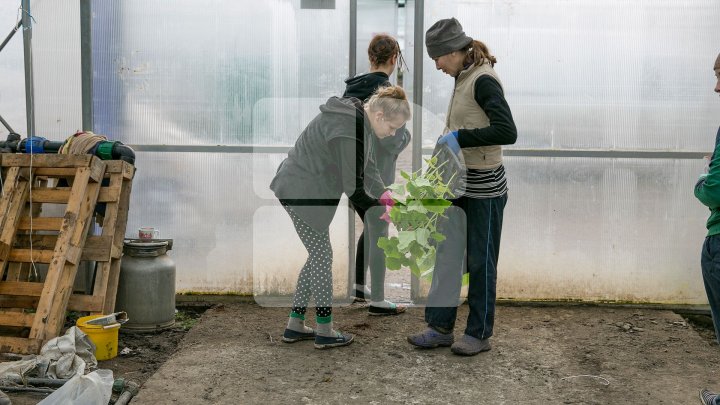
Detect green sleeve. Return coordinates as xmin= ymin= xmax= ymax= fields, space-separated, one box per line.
xmin=695 ymin=131 xmax=720 ymax=208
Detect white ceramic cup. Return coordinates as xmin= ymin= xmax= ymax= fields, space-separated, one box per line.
xmin=138 ymin=227 xmax=160 ymax=240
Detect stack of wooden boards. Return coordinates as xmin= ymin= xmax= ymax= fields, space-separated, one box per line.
xmin=0 ymin=154 xmax=134 ymax=354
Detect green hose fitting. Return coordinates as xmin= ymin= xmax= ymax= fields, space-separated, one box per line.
xmin=96 ymin=141 xmax=117 ymax=161
xmin=112 ymin=377 xmax=126 ymax=393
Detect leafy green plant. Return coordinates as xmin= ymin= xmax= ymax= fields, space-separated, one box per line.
xmin=377 ymin=157 xmax=454 ymax=280
xmin=175 ymin=309 xmax=200 ymax=331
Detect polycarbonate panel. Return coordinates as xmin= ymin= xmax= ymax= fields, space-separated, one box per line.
xmin=31 ymin=1 xmax=82 ymax=139
xmin=411 ymin=156 xmax=709 ymax=304
xmin=402 ymin=0 xmax=415 ymax=103
xmin=356 ymin=0 xmax=398 ymax=78
xmin=127 ymin=152 xmax=350 ymax=295
xmin=422 ymin=1 xmax=720 ymax=151
xmin=447 ymin=156 xmax=705 ymax=304
xmin=251 ymin=97 xmax=325 ymax=146
xmin=92 ymin=0 xmax=350 ymax=146
xmin=0 ymin=1 xmax=26 ymax=137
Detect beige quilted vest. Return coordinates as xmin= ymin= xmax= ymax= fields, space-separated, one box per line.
xmin=444 ymin=61 xmax=503 ymax=170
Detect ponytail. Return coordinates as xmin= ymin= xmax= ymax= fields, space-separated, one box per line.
xmin=463 ymin=39 xmax=497 ymax=67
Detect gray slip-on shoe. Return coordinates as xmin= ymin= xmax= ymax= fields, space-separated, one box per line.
xmin=450 ymin=334 xmax=491 ymax=356
xmin=407 ymin=327 xmax=454 ymax=348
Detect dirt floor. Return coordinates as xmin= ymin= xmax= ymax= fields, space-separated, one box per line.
xmin=118 ymin=302 xmax=720 ymax=405
xmin=2 ymin=308 xmax=204 ymax=405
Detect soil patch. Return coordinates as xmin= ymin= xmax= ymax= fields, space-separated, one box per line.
xmin=132 ymin=302 xmax=720 ymax=404
xmin=1 ymin=307 xmax=206 ymax=405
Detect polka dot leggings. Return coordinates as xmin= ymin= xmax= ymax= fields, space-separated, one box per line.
xmin=283 ymin=204 xmax=333 ymax=319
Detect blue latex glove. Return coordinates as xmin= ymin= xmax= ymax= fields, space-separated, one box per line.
xmin=437 ymin=131 xmax=460 ymax=155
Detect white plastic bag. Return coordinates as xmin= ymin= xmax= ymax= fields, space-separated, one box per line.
xmin=38 ymin=369 xmax=113 ymax=405
xmin=39 ymin=326 xmax=98 ymax=378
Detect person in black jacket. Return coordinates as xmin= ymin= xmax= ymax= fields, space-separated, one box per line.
xmin=271 ymin=86 xmax=411 ymax=349
xmin=343 ymin=34 xmax=411 ymax=315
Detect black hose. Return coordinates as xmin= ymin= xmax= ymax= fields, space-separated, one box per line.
xmin=0 ymin=133 xmax=136 ymax=164
xmin=0 ymin=386 xmax=55 ymax=394
xmin=17 ymin=139 xmax=64 ymax=154
xmin=112 ymin=143 xmax=136 ymax=165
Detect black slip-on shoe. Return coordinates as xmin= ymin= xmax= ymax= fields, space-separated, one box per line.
xmin=314 ymin=332 xmax=354 ymax=349
xmin=282 ymin=328 xmax=316 ymax=343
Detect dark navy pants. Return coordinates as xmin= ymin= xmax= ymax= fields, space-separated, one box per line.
xmin=701 ymin=234 xmax=720 ymax=346
xmin=425 ymin=193 xmax=507 ymax=340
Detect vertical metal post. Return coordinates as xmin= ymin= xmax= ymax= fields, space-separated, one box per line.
xmin=411 ymin=0 xmax=423 ymax=174
xmin=347 ymin=0 xmax=358 ymax=299
xmin=21 ymin=0 xmax=35 ymax=138
xmin=410 ymin=0 xmax=424 ymax=302
xmin=349 ymin=0 xmax=357 ymax=78
xmin=80 ymin=0 xmax=96 ymax=292
xmin=81 ymin=0 xmax=93 ymax=131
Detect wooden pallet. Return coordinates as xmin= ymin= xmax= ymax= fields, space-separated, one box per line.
xmin=6 ymin=160 xmax=135 ymax=315
xmin=70 ymin=160 xmax=134 ymax=314
xmin=0 ymin=154 xmax=105 ymax=354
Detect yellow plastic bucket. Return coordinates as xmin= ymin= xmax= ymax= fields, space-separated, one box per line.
xmin=76 ymin=315 xmax=121 ymax=361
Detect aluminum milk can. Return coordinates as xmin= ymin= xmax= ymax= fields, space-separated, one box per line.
xmin=116 ymin=239 xmax=176 ymax=331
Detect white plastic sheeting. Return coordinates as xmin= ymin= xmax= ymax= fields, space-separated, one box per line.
xmin=499 ymin=157 xmax=709 ymax=303
xmin=0 ymin=1 xmax=83 ymax=139
xmin=422 ymin=1 xmax=720 ymax=149
xmin=414 ymin=1 xmax=720 ymax=304
xmin=0 ymin=2 xmax=26 ymax=136
xmin=2 ymin=1 xmax=719 ymax=303
xmin=92 ymin=0 xmax=350 ymax=145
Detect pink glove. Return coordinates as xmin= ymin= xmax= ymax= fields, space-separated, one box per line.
xmin=380 ymin=205 xmax=392 ymax=224
xmin=380 ymin=190 xmax=395 ymax=207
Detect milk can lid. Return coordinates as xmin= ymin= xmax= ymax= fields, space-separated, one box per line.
xmin=123 ymin=239 xmax=173 ymax=249
xmin=123 ymin=239 xmax=173 ymax=257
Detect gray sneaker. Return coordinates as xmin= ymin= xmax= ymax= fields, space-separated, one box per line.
xmin=450 ymin=334 xmax=491 ymax=356
xmin=700 ymin=389 xmax=719 ymax=405
xmin=407 ymin=327 xmax=454 ymax=348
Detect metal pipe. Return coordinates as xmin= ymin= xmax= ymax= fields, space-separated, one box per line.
xmin=0 ymin=386 xmax=55 ymax=394
xmin=0 ymin=20 xmax=22 ymax=54
xmin=21 ymin=0 xmax=35 ymax=138
xmin=114 ymin=381 xmax=139 ymax=405
xmin=81 ymin=0 xmax=93 ymax=132
xmin=410 ymin=0 xmax=424 ymax=303
xmin=349 ymin=0 xmax=357 ymax=78
xmin=123 ymin=144 xmax=709 ymax=160
xmin=0 ymin=113 xmax=15 ymax=134
xmin=411 ymin=0 xmax=424 ymax=174
xmin=347 ymin=0 xmax=358 ymax=298
xmin=0 ymin=376 xmax=68 ymax=388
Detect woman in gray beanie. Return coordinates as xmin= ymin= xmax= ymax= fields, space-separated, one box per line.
xmin=697 ymin=52 xmax=720 ymax=405
xmin=407 ymin=18 xmax=517 ymax=356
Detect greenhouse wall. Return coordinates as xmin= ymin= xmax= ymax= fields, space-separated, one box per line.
xmin=1 ymin=0 xmax=719 ymax=304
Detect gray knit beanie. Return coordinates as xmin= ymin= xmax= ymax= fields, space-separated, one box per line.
xmin=715 ymin=53 xmax=720 ymax=70
xmin=425 ymin=18 xmax=473 ymax=59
